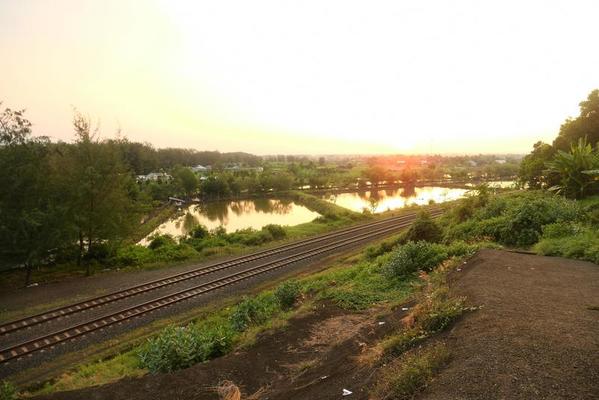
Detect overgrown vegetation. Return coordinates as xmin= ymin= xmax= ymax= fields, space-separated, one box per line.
xmin=0 ymin=381 xmax=16 ymax=400
xmin=373 ymin=343 xmax=451 ymax=400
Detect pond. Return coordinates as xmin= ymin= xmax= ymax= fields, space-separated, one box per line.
xmin=143 ymin=198 xmax=321 ymax=242
xmin=323 ymin=186 xmax=469 ymax=213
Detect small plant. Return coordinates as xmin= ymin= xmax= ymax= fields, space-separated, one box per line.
xmin=148 ymin=234 xmax=177 ymax=250
xmin=373 ymin=343 xmax=451 ymax=400
xmin=189 ymin=224 xmax=209 ymax=239
xmin=0 ymin=381 xmax=17 ymax=400
xmin=385 ymin=241 xmax=448 ymax=277
xmin=275 ymin=280 xmax=301 ymax=309
xmin=138 ymin=324 xmax=234 ymax=373
xmin=262 ymin=224 xmax=287 ymax=240
xmin=229 ymin=296 xmax=276 ymax=332
xmin=404 ymin=211 xmax=443 ymax=243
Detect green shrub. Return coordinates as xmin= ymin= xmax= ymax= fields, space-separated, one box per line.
xmin=138 ymin=324 xmax=234 ymax=373
xmin=262 ymin=224 xmax=287 ymax=240
xmin=445 ymin=193 xmax=583 ymax=247
xmin=535 ymin=226 xmax=599 ymax=264
xmin=152 ymin=243 xmax=198 ymax=261
xmin=374 ymin=343 xmax=451 ymax=400
xmin=189 ymin=225 xmax=209 ymax=239
xmin=83 ymin=242 xmax=114 ymax=263
xmin=0 ymin=381 xmax=16 ymax=400
xmin=365 ymin=239 xmax=397 ymax=259
xmin=148 ymin=234 xmax=177 ymax=250
xmin=229 ymin=296 xmax=278 ymax=332
xmin=541 ymin=222 xmax=583 ymax=239
xmin=115 ymin=245 xmax=153 ymax=266
xmin=275 ymin=280 xmax=301 ymax=309
xmin=499 ymin=197 xmax=580 ymax=246
xmin=385 ymin=241 xmax=448 ymax=277
xmin=404 ymin=211 xmax=443 ymax=243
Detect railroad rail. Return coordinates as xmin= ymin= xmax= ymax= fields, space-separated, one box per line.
xmin=0 ymin=209 xmax=442 ymax=364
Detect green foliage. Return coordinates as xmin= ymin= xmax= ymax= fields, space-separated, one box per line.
xmin=535 ymin=225 xmax=599 ymax=264
xmin=152 ymin=243 xmax=198 ymax=262
xmin=262 ymin=224 xmax=287 ymax=240
xmin=385 ymin=241 xmax=448 ymax=277
xmin=138 ymin=324 xmax=234 ymax=373
xmin=229 ymin=295 xmax=279 ymax=332
xmin=274 ymin=280 xmax=301 ymax=309
xmin=189 ymin=224 xmax=209 ymax=239
xmin=365 ymin=239 xmax=398 ymax=259
xmin=519 ymin=89 xmax=599 ymax=190
xmin=445 ymin=193 xmax=581 ymax=247
xmin=115 ymin=245 xmax=153 ymax=266
xmin=148 ymin=234 xmax=176 ymax=250
xmin=375 ymin=343 xmax=451 ymax=400
xmin=172 ymin=166 xmax=198 ymax=196
xmin=545 ymin=137 xmax=599 ymax=198
xmin=0 ymin=381 xmax=17 ymax=400
xmin=519 ymin=141 xmax=555 ymax=189
xmin=553 ymin=89 xmax=599 ymax=151
xmin=404 ymin=211 xmax=443 ymax=243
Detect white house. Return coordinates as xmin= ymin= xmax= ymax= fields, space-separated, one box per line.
xmin=137 ymin=172 xmax=172 ymax=182
xmin=191 ymin=164 xmax=210 ymax=173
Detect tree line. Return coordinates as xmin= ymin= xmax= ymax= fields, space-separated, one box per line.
xmin=519 ymin=89 xmax=599 ymax=198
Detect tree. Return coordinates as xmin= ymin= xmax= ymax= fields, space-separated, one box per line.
xmin=518 ymin=141 xmax=555 ymax=188
xmin=553 ymin=89 xmax=599 ymax=151
xmin=64 ymin=112 xmax=138 ymax=274
xmin=545 ymin=137 xmax=599 ymax=198
xmin=173 ymin=166 xmax=198 ymax=197
xmin=0 ymin=106 xmax=68 ymax=285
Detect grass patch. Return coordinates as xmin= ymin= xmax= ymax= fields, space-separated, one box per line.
xmin=373 ymin=343 xmax=451 ymax=400
xmin=381 ymin=257 xmax=469 ymax=358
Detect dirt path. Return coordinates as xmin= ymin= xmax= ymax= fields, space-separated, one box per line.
xmin=421 ymin=249 xmax=599 ymax=400
xmin=35 ymin=250 xmax=599 ymax=399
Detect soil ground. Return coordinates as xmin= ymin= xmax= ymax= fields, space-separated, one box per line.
xmin=36 ymin=249 xmax=599 ymax=400
xmin=420 ymin=249 xmax=599 ymax=400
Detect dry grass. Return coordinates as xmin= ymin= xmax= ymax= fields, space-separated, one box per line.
xmin=213 ymin=380 xmax=242 ymax=400
xmin=372 ymin=343 xmax=451 ymax=400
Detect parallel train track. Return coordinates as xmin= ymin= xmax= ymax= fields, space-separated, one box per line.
xmin=0 ymin=209 xmax=442 ymax=364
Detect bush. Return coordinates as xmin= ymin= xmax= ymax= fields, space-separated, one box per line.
xmin=404 ymin=211 xmax=443 ymax=243
xmin=229 ymin=296 xmax=278 ymax=332
xmin=152 ymin=243 xmax=198 ymax=261
xmin=385 ymin=241 xmax=448 ymax=277
xmin=0 ymin=381 xmax=16 ymax=400
xmin=535 ymin=226 xmax=599 ymax=264
xmin=115 ymin=245 xmax=153 ymax=266
xmin=148 ymin=234 xmax=177 ymax=250
xmin=189 ymin=225 xmax=209 ymax=239
xmin=262 ymin=224 xmax=287 ymax=240
xmin=138 ymin=324 xmax=234 ymax=373
xmin=83 ymin=242 xmax=114 ymax=263
xmin=365 ymin=239 xmax=398 ymax=259
xmin=444 ymin=193 xmax=583 ymax=247
xmin=275 ymin=280 xmax=301 ymax=309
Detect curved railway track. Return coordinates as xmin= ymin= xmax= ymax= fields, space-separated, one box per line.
xmin=0 ymin=209 xmax=442 ymax=364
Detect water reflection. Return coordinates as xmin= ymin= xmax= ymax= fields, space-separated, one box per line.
xmin=325 ymin=186 xmax=469 ymax=213
xmin=143 ymin=198 xmax=320 ymax=241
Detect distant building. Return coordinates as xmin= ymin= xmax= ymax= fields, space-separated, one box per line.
xmin=191 ymin=164 xmax=210 ymax=173
xmin=495 ymin=159 xmax=507 ymax=164
xmin=137 ymin=172 xmax=172 ymax=182
xmin=223 ymin=164 xmax=263 ymax=173
xmin=468 ymin=160 xmax=478 ymax=167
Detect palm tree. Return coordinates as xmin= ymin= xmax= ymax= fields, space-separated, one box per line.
xmin=545 ymin=137 xmax=599 ymax=198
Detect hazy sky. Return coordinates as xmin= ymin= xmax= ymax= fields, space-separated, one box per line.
xmin=1 ymin=1 xmax=598 ymax=154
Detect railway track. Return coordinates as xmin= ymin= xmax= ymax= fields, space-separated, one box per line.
xmin=0 ymin=209 xmax=442 ymax=365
